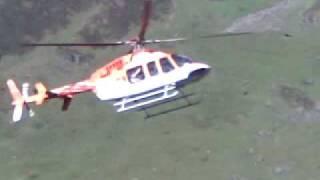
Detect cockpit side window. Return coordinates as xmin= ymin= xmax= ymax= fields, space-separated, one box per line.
xmin=172 ymin=54 xmax=192 ymax=67
xmin=126 ymin=66 xmax=145 ymax=83
xmin=147 ymin=61 xmax=158 ymax=76
xmin=160 ymin=57 xmax=174 ymax=73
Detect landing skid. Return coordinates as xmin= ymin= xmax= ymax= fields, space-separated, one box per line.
xmin=113 ymin=84 xmax=178 ymax=112
xmin=112 ymin=84 xmax=200 ymax=118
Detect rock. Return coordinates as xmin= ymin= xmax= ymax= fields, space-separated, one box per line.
xmin=273 ymin=165 xmax=290 ymax=175
xmin=265 ymin=99 xmax=272 ymax=107
xmin=206 ymin=149 xmax=212 ymax=154
xmin=302 ymin=78 xmax=315 ymax=86
xmin=200 ymin=154 xmax=209 ymax=162
xmin=230 ymin=175 xmax=248 ymax=180
xmin=152 ymin=167 xmax=158 ymax=173
xmin=256 ymin=155 xmax=264 ymax=162
xmin=248 ymin=147 xmax=255 ymax=154
xmin=257 ymin=130 xmax=272 ymax=137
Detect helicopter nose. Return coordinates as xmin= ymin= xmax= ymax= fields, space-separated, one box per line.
xmin=197 ymin=63 xmax=210 ymax=71
xmin=194 ymin=62 xmax=211 ymax=74
xmin=188 ymin=63 xmax=211 ymax=82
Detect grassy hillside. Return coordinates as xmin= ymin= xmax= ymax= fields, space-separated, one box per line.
xmin=0 ymin=0 xmax=320 ymax=179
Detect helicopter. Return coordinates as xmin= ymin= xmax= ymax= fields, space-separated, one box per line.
xmin=7 ymin=0 xmax=251 ymax=122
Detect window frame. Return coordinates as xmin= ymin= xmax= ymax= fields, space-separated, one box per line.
xmin=147 ymin=61 xmax=159 ymax=77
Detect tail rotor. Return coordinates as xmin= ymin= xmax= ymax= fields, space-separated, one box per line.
xmin=7 ymin=79 xmax=35 ymax=123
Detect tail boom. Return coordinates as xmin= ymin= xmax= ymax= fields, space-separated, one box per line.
xmin=6 ymin=79 xmax=94 ymax=122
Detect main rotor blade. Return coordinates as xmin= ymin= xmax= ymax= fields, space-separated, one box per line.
xmin=138 ymin=0 xmax=152 ymax=42
xmin=143 ymin=38 xmax=187 ymax=44
xmin=21 ymin=41 xmax=129 ymax=47
xmin=196 ymin=32 xmax=253 ymax=39
xmin=143 ymin=32 xmax=253 ymax=44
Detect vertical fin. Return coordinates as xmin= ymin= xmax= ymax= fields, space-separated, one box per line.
xmin=34 ymin=82 xmax=48 ymax=105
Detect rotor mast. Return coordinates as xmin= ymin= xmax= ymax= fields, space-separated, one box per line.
xmin=132 ymin=0 xmax=152 ymax=52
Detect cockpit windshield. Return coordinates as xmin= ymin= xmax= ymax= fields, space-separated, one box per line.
xmin=171 ymin=54 xmax=192 ymax=67
xmin=160 ymin=57 xmax=175 ymax=73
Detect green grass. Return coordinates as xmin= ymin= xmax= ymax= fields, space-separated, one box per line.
xmin=1 ymin=0 xmax=320 ymax=180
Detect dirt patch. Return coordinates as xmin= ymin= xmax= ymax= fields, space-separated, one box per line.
xmin=278 ymin=84 xmax=320 ymax=122
xmin=303 ymin=0 xmax=320 ymax=25
xmin=224 ymin=0 xmax=303 ymax=33
xmin=279 ymin=84 xmax=315 ymax=111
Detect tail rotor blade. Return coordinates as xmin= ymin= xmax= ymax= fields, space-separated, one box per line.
xmin=12 ymin=103 xmax=24 ymax=123
xmin=7 ymin=79 xmax=24 ymax=122
xmin=7 ymin=80 xmax=34 ymax=123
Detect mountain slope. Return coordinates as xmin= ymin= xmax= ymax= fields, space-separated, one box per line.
xmin=0 ymin=0 xmax=320 ymax=180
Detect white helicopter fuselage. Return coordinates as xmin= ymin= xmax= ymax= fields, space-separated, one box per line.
xmin=95 ymin=51 xmax=210 ymax=102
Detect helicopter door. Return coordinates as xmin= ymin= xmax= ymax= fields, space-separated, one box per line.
xmin=159 ymin=57 xmax=185 ymax=84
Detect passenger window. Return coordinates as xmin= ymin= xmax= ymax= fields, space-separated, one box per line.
xmin=160 ymin=57 xmax=174 ymax=73
xmin=172 ymin=54 xmax=192 ymax=67
xmin=126 ymin=66 xmax=145 ymax=83
xmin=147 ymin=61 xmax=158 ymax=76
